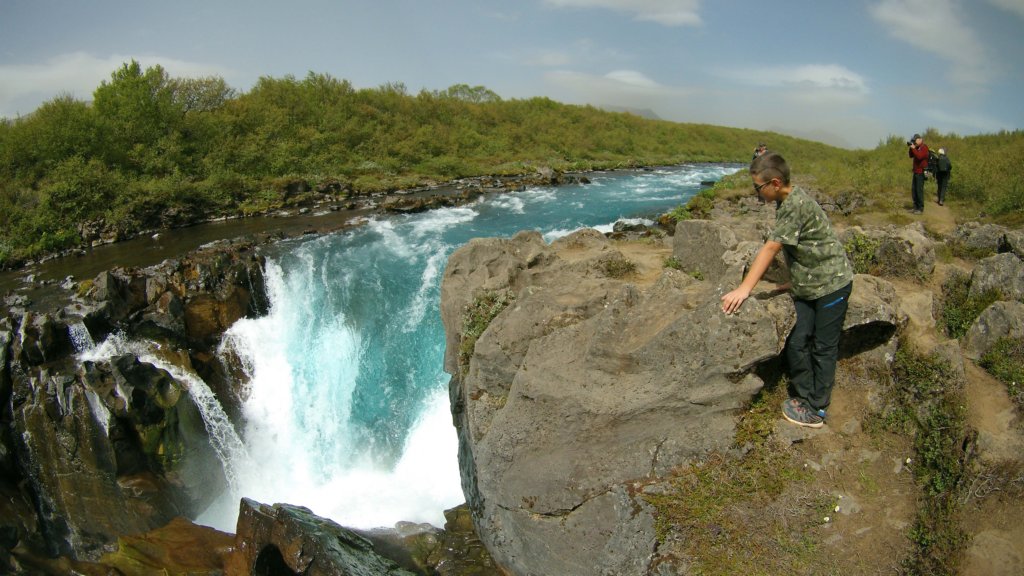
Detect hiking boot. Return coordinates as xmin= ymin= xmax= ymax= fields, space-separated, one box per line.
xmin=781 ymin=398 xmax=824 ymax=428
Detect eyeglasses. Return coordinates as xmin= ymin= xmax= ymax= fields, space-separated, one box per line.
xmin=753 ymin=179 xmax=774 ymax=194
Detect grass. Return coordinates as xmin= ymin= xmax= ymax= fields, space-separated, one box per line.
xmin=979 ymin=336 xmax=1024 ymax=412
xmin=938 ymin=269 xmax=1002 ymax=339
xmin=643 ymin=383 xmax=832 ymax=575
xmin=866 ymin=343 xmax=973 ymax=576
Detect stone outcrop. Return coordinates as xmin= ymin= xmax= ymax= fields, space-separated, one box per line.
xmin=441 ymin=227 xmax=902 ymax=576
xmin=226 ymin=499 xmax=415 ymax=576
xmin=839 ymin=223 xmax=936 ymax=279
xmin=969 ymin=252 xmax=1024 ymax=301
xmin=962 ymin=301 xmax=1024 ymax=360
xmin=1 ymin=240 xmax=268 ymax=562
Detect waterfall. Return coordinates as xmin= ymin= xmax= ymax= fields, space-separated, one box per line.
xmin=79 ymin=334 xmax=249 ymax=491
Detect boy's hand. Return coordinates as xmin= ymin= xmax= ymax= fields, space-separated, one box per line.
xmin=721 ymin=287 xmax=750 ymax=314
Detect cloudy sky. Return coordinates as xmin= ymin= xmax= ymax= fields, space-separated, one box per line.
xmin=1 ymin=0 xmax=1021 ymax=148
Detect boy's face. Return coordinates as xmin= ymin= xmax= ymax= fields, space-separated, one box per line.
xmin=753 ymin=176 xmax=780 ymax=202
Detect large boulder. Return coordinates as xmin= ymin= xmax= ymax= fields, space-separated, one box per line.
xmin=441 ymin=229 xmax=900 ymax=576
xmin=969 ymin=252 xmax=1024 ymax=301
xmin=953 ymin=223 xmax=1010 ymax=257
xmin=839 ymin=224 xmax=936 ymax=280
xmin=961 ymin=301 xmax=1024 ymax=360
xmin=671 ymin=219 xmax=784 ymax=284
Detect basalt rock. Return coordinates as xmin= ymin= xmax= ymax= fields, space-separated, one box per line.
xmin=225 ymin=499 xmax=415 ymax=576
xmin=0 ymin=239 xmax=269 ymax=563
xmin=441 ymin=228 xmax=901 ymax=576
xmin=961 ymin=301 xmax=1024 ymax=360
xmin=969 ymin=252 xmax=1024 ymax=302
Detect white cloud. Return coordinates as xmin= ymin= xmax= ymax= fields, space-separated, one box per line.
xmin=0 ymin=52 xmax=235 ymax=118
xmin=543 ymin=0 xmax=702 ymax=26
xmin=988 ymin=0 xmax=1024 ymax=19
xmin=604 ymin=70 xmax=662 ymax=88
xmin=545 ymin=69 xmax=683 ymax=98
xmin=734 ymin=64 xmax=869 ymax=94
xmin=869 ymin=0 xmax=994 ymax=87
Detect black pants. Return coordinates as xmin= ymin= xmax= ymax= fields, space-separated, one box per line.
xmin=786 ymin=281 xmax=852 ymax=411
xmin=911 ymin=172 xmax=925 ymax=211
xmin=936 ymin=172 xmax=950 ymax=204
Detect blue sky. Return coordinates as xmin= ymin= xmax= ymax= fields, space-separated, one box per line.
xmin=1 ymin=0 xmax=1021 ymax=148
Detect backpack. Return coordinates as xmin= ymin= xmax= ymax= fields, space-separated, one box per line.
xmin=937 ymin=155 xmax=952 ymax=173
xmin=926 ymin=149 xmax=939 ymax=175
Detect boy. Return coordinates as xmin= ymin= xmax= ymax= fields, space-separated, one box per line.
xmin=721 ymin=152 xmax=854 ymax=428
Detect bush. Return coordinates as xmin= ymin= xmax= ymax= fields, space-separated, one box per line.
xmin=939 ymin=269 xmax=1002 ymax=339
xmin=599 ymin=257 xmax=637 ymax=278
xmin=844 ymin=233 xmax=881 ymax=275
xmin=459 ymin=290 xmax=515 ymax=367
xmin=979 ymin=337 xmax=1024 ymax=410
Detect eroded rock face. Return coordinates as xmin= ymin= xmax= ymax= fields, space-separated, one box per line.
xmin=1 ymin=240 xmax=268 ymax=562
xmin=441 ymin=229 xmax=899 ymax=575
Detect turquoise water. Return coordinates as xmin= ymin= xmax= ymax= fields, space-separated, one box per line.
xmin=199 ymin=164 xmax=742 ymax=530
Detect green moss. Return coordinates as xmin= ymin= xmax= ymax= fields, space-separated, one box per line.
xmin=459 ymin=290 xmax=515 ymax=367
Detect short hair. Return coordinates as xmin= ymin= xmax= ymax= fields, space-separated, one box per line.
xmin=750 ymin=151 xmax=791 ymax=185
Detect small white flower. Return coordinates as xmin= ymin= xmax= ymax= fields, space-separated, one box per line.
xmin=824 ymin=516 xmax=831 ymax=523
xmin=905 ymin=457 xmax=912 ymax=465
xmin=834 ymin=505 xmax=841 ymax=512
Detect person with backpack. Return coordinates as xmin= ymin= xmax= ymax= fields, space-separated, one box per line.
xmin=935 ymin=148 xmax=953 ymax=206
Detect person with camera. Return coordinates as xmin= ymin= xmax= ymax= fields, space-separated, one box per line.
xmin=907 ymin=134 xmax=929 ymax=214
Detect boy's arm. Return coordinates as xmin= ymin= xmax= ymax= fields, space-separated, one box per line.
xmin=721 ymin=240 xmax=784 ymax=314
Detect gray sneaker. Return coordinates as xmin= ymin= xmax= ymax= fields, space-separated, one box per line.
xmin=782 ymin=398 xmax=824 ymax=428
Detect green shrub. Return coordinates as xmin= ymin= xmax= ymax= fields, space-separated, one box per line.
xmin=663 ymin=256 xmax=682 ymax=270
xmin=459 ymin=290 xmax=515 ymax=367
xmin=844 ymin=233 xmax=881 ymax=275
xmin=869 ymin=344 xmax=972 ymax=575
xmin=979 ymin=337 xmax=1024 ymax=410
xmin=600 ymin=257 xmax=637 ymax=278
xmin=939 ymin=270 xmax=1002 ymax=338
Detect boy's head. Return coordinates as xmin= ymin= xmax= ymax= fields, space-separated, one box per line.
xmin=750 ymin=152 xmax=791 ymax=200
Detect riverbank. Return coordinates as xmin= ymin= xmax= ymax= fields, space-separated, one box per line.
xmin=0 ymin=164 xmax=720 ymax=312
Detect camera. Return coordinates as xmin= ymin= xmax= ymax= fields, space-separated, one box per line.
xmin=906 ymin=140 xmax=913 ymax=146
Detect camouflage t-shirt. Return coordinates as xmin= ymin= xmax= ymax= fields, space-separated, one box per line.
xmin=770 ymin=186 xmax=853 ymax=300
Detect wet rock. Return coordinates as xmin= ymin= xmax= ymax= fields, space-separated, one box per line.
xmin=226 ymin=499 xmax=415 ymax=576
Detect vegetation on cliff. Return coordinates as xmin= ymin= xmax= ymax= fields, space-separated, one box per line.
xmin=0 ymin=60 xmax=809 ymax=268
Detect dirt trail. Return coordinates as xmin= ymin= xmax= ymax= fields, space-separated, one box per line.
xmin=782 ymin=201 xmax=1024 ymax=574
